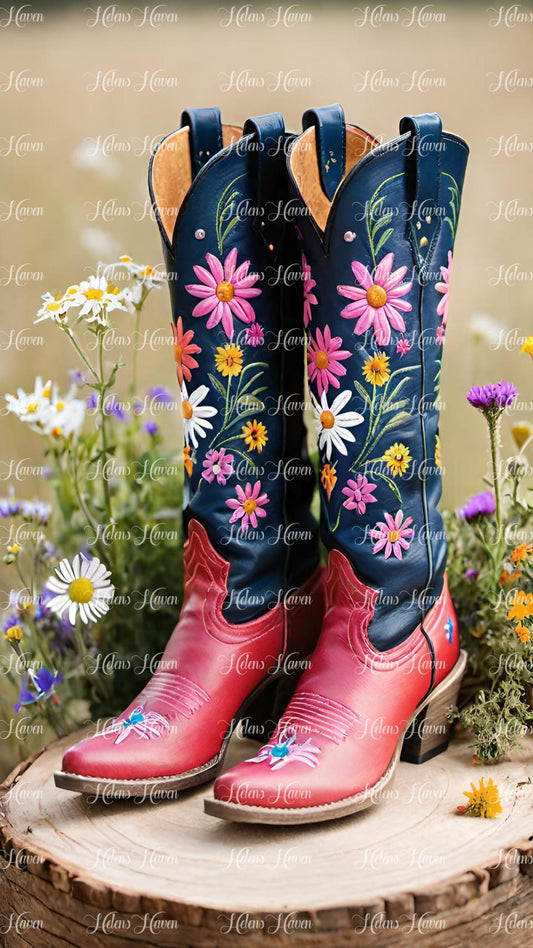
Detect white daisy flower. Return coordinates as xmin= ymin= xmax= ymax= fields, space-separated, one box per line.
xmin=4 ymin=377 xmax=53 ymax=428
xmin=43 ymin=385 xmax=86 ymax=438
xmin=180 ymin=382 xmax=217 ymax=449
xmin=311 ymin=389 xmax=364 ymax=460
xmin=114 ymin=256 xmax=166 ymax=289
xmin=75 ymin=275 xmax=129 ymax=327
xmin=46 ymin=553 xmax=114 ymax=625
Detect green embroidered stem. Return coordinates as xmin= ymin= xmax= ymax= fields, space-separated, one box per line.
xmin=366 ymin=173 xmax=403 ymax=268
xmin=442 ymin=172 xmax=459 ymax=240
xmin=215 ymin=175 xmax=245 ymax=255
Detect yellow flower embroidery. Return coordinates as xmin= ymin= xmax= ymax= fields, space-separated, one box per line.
xmin=383 ymin=442 xmax=411 ymax=478
xmin=242 ymin=419 xmax=268 ymax=453
xmin=215 ymin=343 xmax=243 ymax=378
xmin=435 ymin=434 xmax=442 ymax=470
xmin=362 ymin=351 xmax=390 ymax=387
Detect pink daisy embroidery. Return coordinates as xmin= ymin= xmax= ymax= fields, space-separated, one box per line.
xmin=307 ymin=325 xmax=351 ymax=396
xmin=396 ymin=338 xmax=411 ymax=356
xmin=202 ymin=448 xmax=235 ymax=485
xmin=226 ymin=480 xmax=269 ymax=531
xmin=172 ymin=317 xmax=201 ymax=387
xmin=245 ymin=322 xmax=264 ymax=347
xmin=302 ymin=253 xmax=317 ymax=327
xmin=337 ymin=252 xmax=412 ymax=347
xmin=435 ymin=251 xmax=452 ymax=326
xmin=342 ymin=475 xmax=377 ymax=515
xmin=186 ymin=248 xmax=261 ymax=340
xmin=371 ymin=510 xmax=414 ymax=560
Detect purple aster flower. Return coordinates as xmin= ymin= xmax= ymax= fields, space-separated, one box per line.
xmin=0 ymin=497 xmax=20 ymax=518
xmin=148 ymin=385 xmax=173 ymax=405
xmin=458 ymin=490 xmax=496 ymax=522
xmin=202 ymin=448 xmax=235 ymax=485
xmin=86 ymin=392 xmax=98 ymax=411
xmin=105 ymin=397 xmax=128 ymax=420
xmin=3 ymin=614 xmax=20 ymax=633
xmin=464 ymin=568 xmax=479 ymax=581
xmin=144 ymin=421 xmax=158 ymax=436
xmin=467 ymin=380 xmax=518 ymax=412
xmin=21 ymin=500 xmax=51 ymax=525
xmin=15 ymin=667 xmax=62 ymax=712
xmin=69 ymin=368 xmax=86 ymax=386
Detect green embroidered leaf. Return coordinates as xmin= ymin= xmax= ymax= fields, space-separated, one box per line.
xmin=385 ymin=376 xmax=411 ymax=406
xmin=237 ymin=371 xmax=267 ymax=398
xmin=207 ymin=373 xmax=226 ymax=400
xmin=377 ymin=411 xmax=413 ymax=439
xmin=374 ymin=227 xmax=394 ymax=257
xmin=225 ymin=406 xmax=266 ymax=429
xmin=353 ymin=380 xmax=372 ymax=406
xmin=371 ymin=469 xmax=402 ymax=504
xmin=383 ymin=397 xmax=410 ymax=414
xmin=371 ymin=213 xmax=394 ymax=237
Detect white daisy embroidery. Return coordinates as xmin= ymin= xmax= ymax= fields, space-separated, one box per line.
xmin=311 ymin=389 xmax=364 ymax=460
xmin=180 ymin=382 xmax=217 ymax=449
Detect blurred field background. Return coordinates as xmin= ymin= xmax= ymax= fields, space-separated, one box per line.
xmin=0 ymin=1 xmax=532 ymax=770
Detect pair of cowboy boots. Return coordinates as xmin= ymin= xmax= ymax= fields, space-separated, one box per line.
xmin=55 ymin=105 xmax=469 ymax=825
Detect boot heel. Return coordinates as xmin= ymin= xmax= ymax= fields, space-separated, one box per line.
xmin=240 ymin=670 xmax=303 ymax=744
xmin=401 ymin=652 xmax=466 ymax=765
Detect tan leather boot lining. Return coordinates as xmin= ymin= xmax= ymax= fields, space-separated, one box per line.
xmin=151 ymin=124 xmax=242 ymax=243
xmin=290 ymin=126 xmax=379 ymax=231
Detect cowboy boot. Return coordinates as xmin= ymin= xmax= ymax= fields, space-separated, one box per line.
xmin=54 ymin=108 xmax=325 ymax=797
xmin=206 ymin=107 xmax=469 ymax=823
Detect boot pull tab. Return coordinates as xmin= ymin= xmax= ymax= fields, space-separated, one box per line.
xmin=399 ymin=112 xmax=443 ymax=278
xmin=243 ymin=112 xmax=286 ymax=248
xmin=302 ymin=104 xmax=346 ymax=202
xmin=180 ymin=107 xmax=223 ymax=177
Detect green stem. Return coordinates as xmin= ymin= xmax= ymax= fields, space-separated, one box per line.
xmin=489 ymin=415 xmax=503 ymax=553
xmin=98 ymin=335 xmax=113 ymax=524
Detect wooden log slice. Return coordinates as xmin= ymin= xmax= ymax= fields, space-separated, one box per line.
xmin=0 ymin=731 xmax=532 ymax=947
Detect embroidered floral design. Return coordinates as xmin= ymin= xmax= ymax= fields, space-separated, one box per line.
xmin=180 ymin=382 xmax=217 ymax=448
xmin=302 ymin=253 xmax=317 ymax=327
xmin=436 ymin=251 xmax=452 ymax=326
xmin=371 ymin=510 xmax=414 ymax=560
xmin=241 ymin=419 xmax=268 ymax=453
xmin=215 ymin=343 xmax=243 ymax=378
xmin=444 ymin=617 xmax=454 ymax=644
xmin=186 ymin=248 xmax=261 ymax=339
xmin=202 ymin=448 xmax=235 ymax=485
xmin=337 ymin=253 xmax=412 ymax=346
xmin=226 ymin=480 xmax=269 ymax=531
xmin=342 ymin=474 xmax=377 ymax=514
xmin=382 ymin=442 xmax=412 ymax=478
xmin=396 ymin=338 xmax=411 ymax=356
xmin=321 ymin=462 xmax=337 ymax=501
xmin=362 ymin=351 xmax=390 ymax=388
xmin=172 ymin=317 xmax=201 ymax=386
xmin=183 ymin=445 xmax=193 ymax=477
xmin=307 ymin=325 xmax=351 ymax=396
xmin=246 ymin=726 xmax=321 ymax=770
xmin=102 ymin=706 xmax=170 ymax=745
xmin=435 ymin=434 xmax=442 ymax=470
xmin=245 ymin=322 xmax=264 ymax=347
xmin=311 ymin=390 xmax=364 ymax=460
